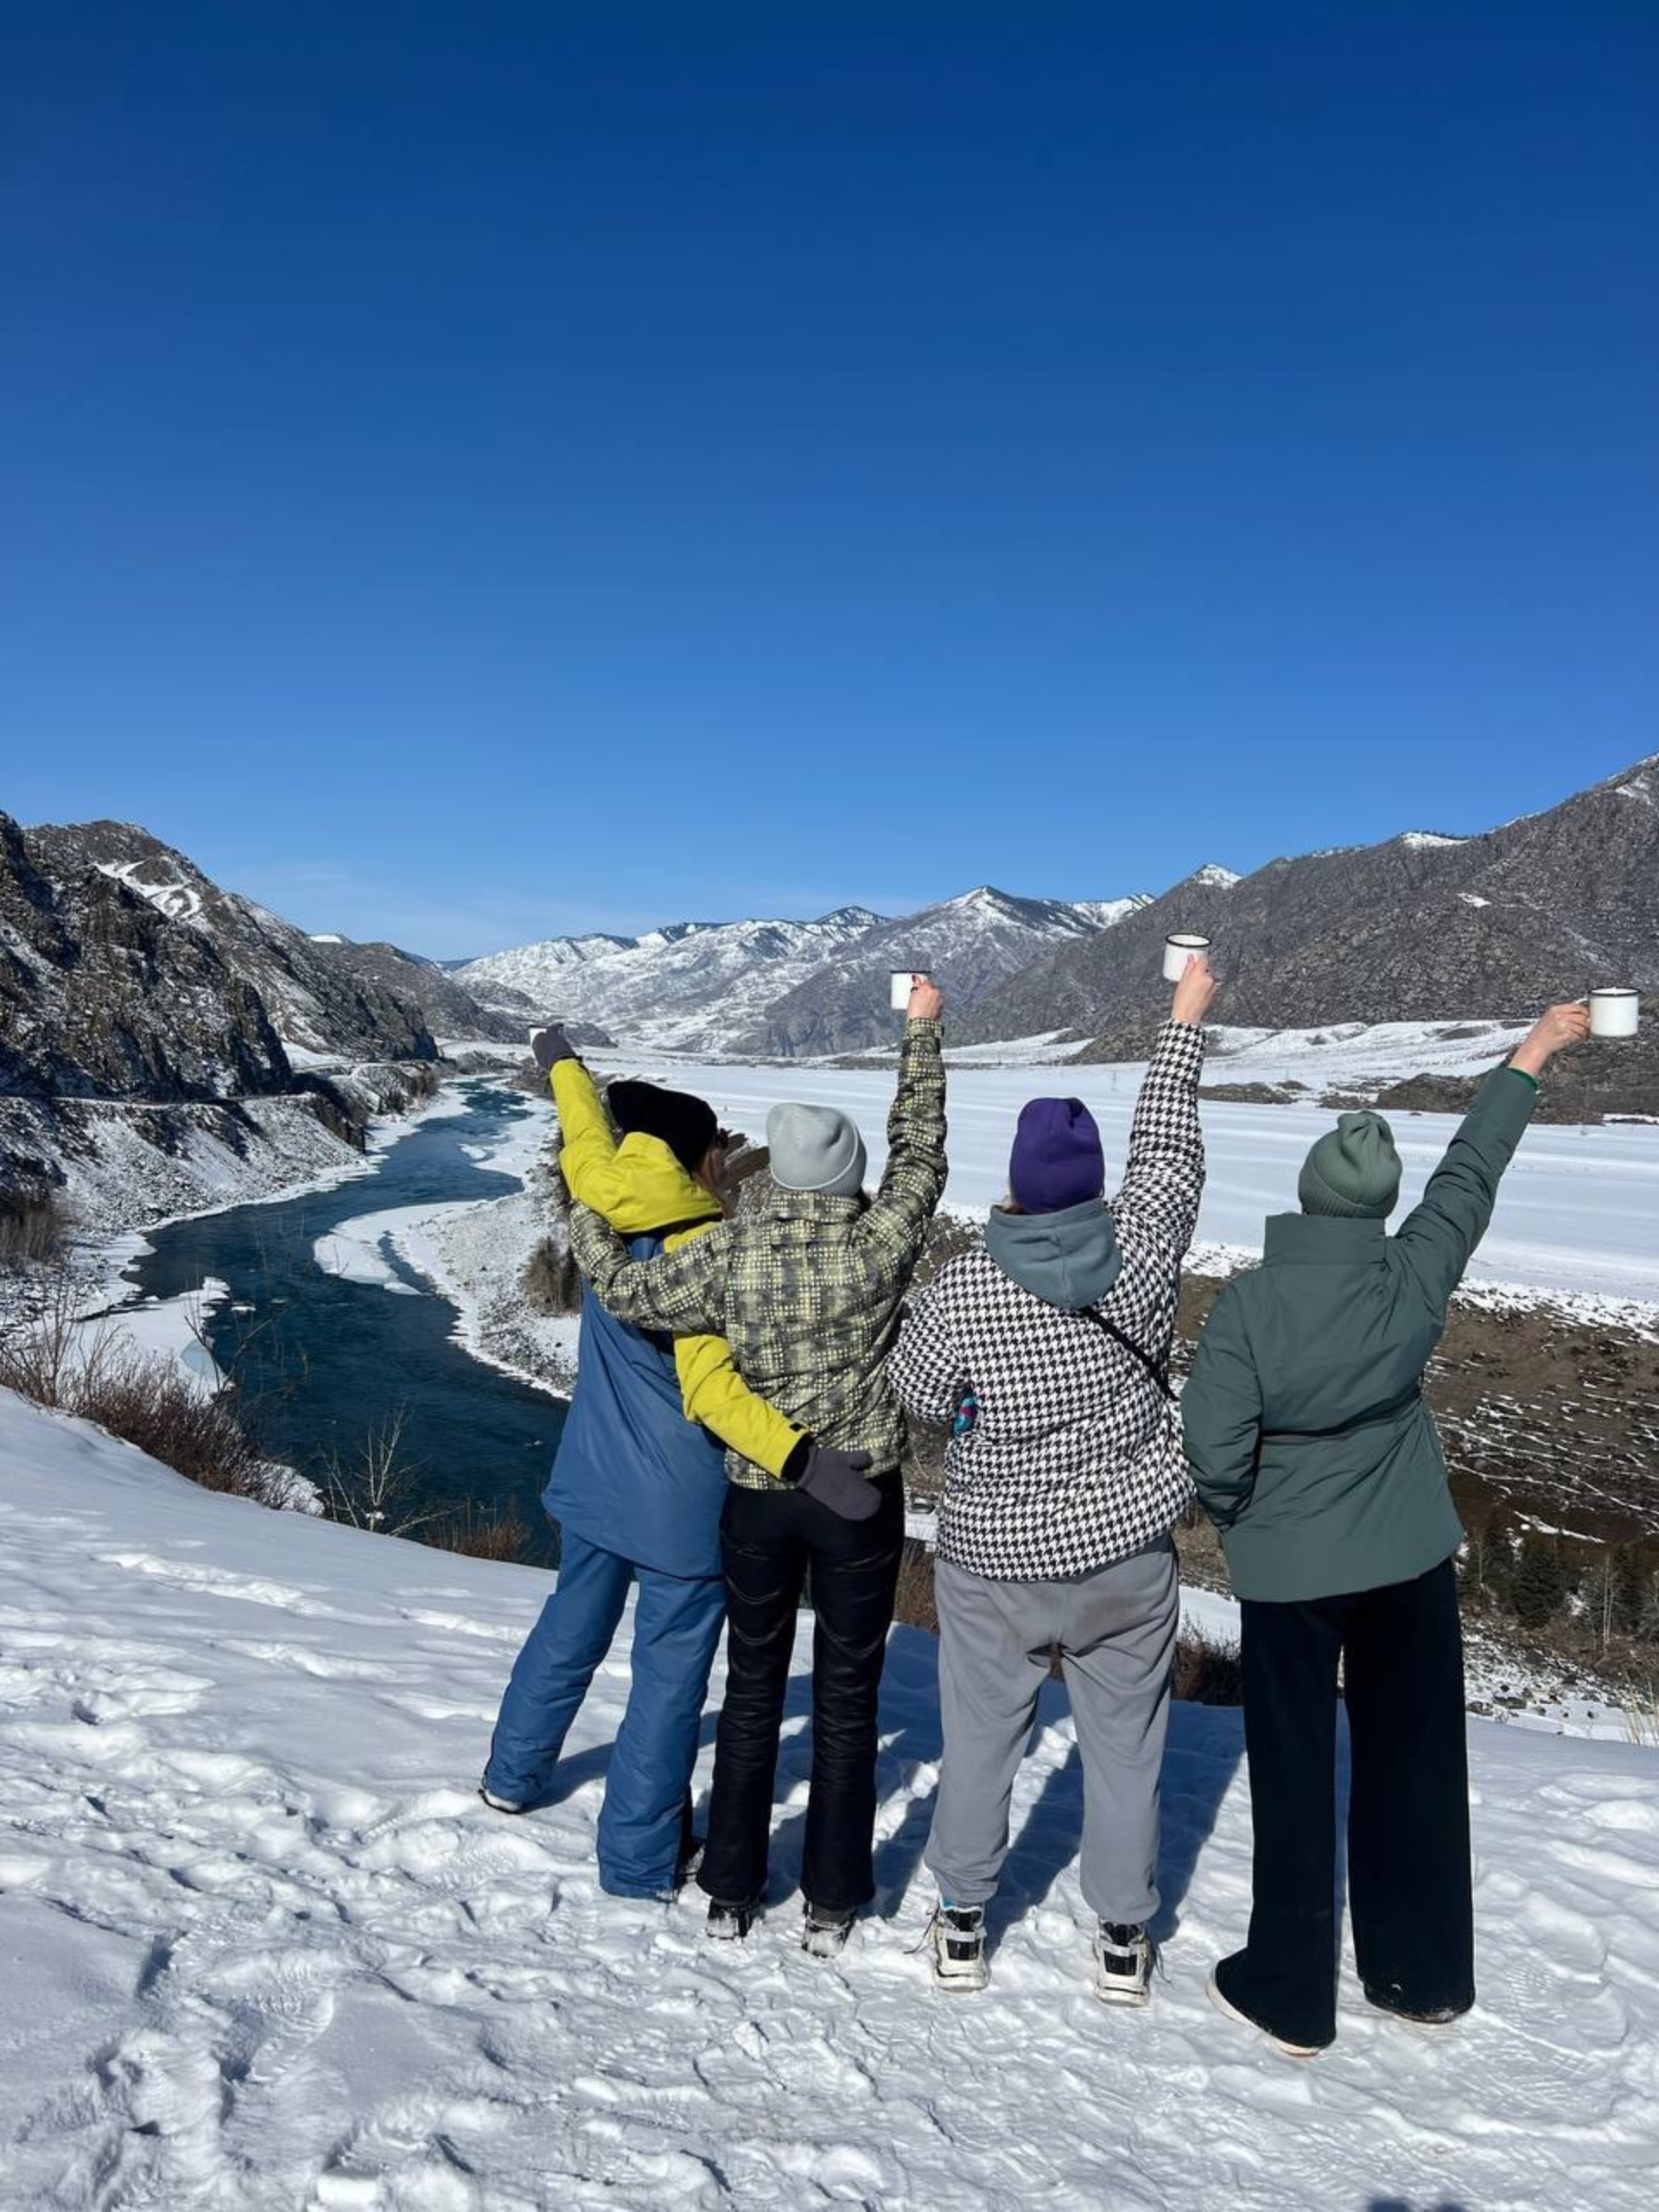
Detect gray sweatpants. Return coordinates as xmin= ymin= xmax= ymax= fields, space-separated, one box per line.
xmin=925 ymin=1536 xmax=1179 ymax=1924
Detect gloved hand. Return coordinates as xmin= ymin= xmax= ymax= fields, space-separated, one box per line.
xmin=529 ymin=1024 xmax=578 ymax=1075
xmin=789 ymin=1441 xmax=880 ymax=1521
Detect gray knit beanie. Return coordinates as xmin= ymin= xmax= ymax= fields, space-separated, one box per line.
xmin=1298 ymin=1110 xmax=1402 ymax=1219
xmin=766 ymin=1102 xmax=868 ymax=1199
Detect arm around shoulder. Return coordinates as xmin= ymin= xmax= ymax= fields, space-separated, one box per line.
xmin=567 ymin=1202 xmax=728 ymax=1335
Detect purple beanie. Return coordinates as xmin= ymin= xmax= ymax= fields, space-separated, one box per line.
xmin=1008 ymin=1097 xmax=1105 ymax=1214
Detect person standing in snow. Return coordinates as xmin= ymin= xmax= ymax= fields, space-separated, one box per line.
xmin=565 ymin=980 xmax=948 ymax=1955
xmin=1182 ymin=1000 xmax=1591 ymax=2057
xmin=480 ymin=1027 xmax=867 ymax=1902
xmin=887 ymin=957 xmax=1217 ymax=2003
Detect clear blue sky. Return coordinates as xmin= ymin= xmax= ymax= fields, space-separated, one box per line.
xmin=4 ymin=3 xmax=1655 ymax=956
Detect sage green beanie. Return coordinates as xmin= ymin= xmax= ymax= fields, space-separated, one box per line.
xmin=1298 ymin=1110 xmax=1402 ymax=1219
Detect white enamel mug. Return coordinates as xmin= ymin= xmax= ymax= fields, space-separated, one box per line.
xmin=1588 ymin=988 xmax=1639 ymax=1039
xmin=1163 ymin=933 xmax=1211 ymax=983
xmin=890 ymin=970 xmax=918 ymax=1012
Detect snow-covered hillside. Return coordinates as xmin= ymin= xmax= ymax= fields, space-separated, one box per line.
xmin=454 ymin=909 xmax=882 ymax=1051
xmin=454 ymin=887 xmax=1152 ymax=1058
xmin=3 ymin=1391 xmax=1656 ymax=2210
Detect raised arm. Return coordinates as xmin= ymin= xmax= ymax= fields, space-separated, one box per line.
xmin=1181 ymin=1281 xmax=1263 ymax=1529
xmin=1110 ymin=958 xmax=1215 ymax=1263
xmin=548 ymin=1054 xmax=637 ymax=1217
xmin=861 ymin=981 xmax=949 ymax=1268
xmin=1394 ymin=1003 xmax=1586 ymax=1315
xmin=567 ymin=1201 xmax=729 ymax=1337
xmin=887 ymin=1273 xmax=970 ymax=1426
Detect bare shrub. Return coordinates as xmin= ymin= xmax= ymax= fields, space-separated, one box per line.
xmin=76 ymin=1351 xmax=285 ymax=1503
xmin=0 ymin=1267 xmax=103 ymax=1408
xmin=321 ymin=1407 xmax=445 ymax=1538
xmin=1172 ymin=1630 xmax=1243 ymax=1706
xmin=892 ymin=1538 xmax=938 ymax=1634
xmin=428 ymin=1499 xmax=536 ymax=1562
xmin=0 ymin=1182 xmax=72 ymax=1269
xmin=524 ymin=1234 xmax=582 ymax=1316
xmin=0 ymin=1280 xmax=289 ymax=1507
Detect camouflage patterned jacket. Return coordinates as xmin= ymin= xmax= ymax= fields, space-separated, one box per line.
xmin=567 ymin=1020 xmax=948 ymax=1486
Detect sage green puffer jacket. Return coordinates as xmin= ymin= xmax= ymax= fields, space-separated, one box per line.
xmin=1182 ymin=1065 xmax=1538 ymax=1602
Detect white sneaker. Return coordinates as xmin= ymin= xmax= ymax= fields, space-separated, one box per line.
xmin=1205 ymin=1970 xmax=1325 ymax=2058
xmin=1092 ymin=1921 xmax=1154 ymax=2007
xmin=929 ymin=1904 xmax=990 ymax=1993
xmin=478 ymin=1783 xmax=524 ymax=1815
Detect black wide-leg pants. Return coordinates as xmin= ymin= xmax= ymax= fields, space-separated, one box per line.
xmin=1216 ymin=1556 xmax=1475 ymax=2049
xmin=698 ymin=1472 xmax=905 ymax=1916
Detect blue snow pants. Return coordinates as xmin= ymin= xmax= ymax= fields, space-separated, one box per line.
xmin=483 ymin=1528 xmax=727 ymax=1898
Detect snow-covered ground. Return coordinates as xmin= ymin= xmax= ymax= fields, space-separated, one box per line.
xmin=576 ymin=1052 xmax=1659 ymax=1308
xmin=3 ymin=1390 xmax=1657 ymax=2211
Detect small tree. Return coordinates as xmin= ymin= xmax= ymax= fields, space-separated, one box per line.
xmin=1511 ymin=1535 xmax=1571 ymax=1630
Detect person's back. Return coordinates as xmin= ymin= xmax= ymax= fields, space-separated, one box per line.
xmin=565 ymin=983 xmax=949 ymax=1948
xmin=888 ymin=957 xmax=1216 ymax=2003
xmin=483 ymin=1042 xmax=801 ymax=1900
xmin=891 ymin=1016 xmax=1206 ymax=1581
xmin=1183 ymin=1002 xmax=1589 ymax=2058
xmin=1185 ymin=1045 xmax=1573 ymax=1602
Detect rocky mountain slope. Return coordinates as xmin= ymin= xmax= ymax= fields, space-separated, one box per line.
xmin=25 ymin=822 xmax=452 ymax=1066
xmin=2 ymin=816 xmax=463 ymax=1222
xmin=957 ymin=755 xmax=1659 ymax=1056
xmin=307 ymin=935 xmax=534 ymax=1045
xmin=2 ymin=814 xmax=297 ymax=1103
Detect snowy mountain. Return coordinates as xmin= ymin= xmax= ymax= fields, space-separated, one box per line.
xmin=3 ymin=1385 xmax=1655 ymax=2209
xmin=456 ymin=906 xmax=884 ymax=1055
xmin=457 ymin=889 xmax=1153 ymax=1058
xmin=732 ymin=887 xmax=1154 ymax=1058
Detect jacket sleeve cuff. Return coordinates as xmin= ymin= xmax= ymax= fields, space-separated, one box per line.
xmin=1154 ymin=1017 xmax=1207 ymax=1082
xmin=1503 ymin=1065 xmax=1539 ymax=1092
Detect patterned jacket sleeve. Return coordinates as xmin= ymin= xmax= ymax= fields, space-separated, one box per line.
xmin=1109 ymin=1020 xmax=1206 ymax=1267
xmin=861 ymin=1017 xmax=948 ymax=1274
xmin=567 ymin=1202 xmax=728 ymax=1337
xmin=887 ymin=1273 xmax=969 ymax=1424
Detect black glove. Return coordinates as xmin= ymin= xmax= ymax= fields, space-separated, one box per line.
xmin=529 ymin=1024 xmax=578 ymax=1075
xmin=781 ymin=1438 xmax=880 ymax=1521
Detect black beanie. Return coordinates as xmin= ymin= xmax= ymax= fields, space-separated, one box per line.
xmin=606 ymin=1079 xmax=720 ymax=1177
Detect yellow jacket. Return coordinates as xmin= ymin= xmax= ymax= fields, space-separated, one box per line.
xmin=550 ymin=1059 xmax=801 ymax=1479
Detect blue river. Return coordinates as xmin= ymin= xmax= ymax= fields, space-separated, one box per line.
xmin=122 ymin=1078 xmax=567 ymax=1564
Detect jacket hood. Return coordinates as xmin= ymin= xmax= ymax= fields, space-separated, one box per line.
xmin=595 ymin=1134 xmax=724 ymax=1239
xmin=984 ymin=1198 xmax=1122 ymax=1309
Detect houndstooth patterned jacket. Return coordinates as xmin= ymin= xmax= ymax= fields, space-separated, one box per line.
xmin=887 ymin=1020 xmax=1205 ymax=1581
xmin=568 ymin=1020 xmax=947 ymax=1486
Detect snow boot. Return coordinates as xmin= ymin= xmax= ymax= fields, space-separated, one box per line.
xmin=478 ymin=1783 xmax=525 ymax=1815
xmin=705 ymin=1897 xmax=760 ymax=1942
xmin=1092 ymin=1921 xmax=1154 ymax=2007
xmin=1363 ymin=1984 xmax=1468 ymax=2034
xmin=1205 ymin=1969 xmax=1325 ymax=2059
xmin=928 ymin=1903 xmax=989 ymax=1994
xmin=801 ymin=1902 xmax=855 ymax=1960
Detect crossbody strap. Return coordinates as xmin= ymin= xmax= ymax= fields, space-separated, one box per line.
xmin=1074 ymin=1304 xmax=1175 ymax=1402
